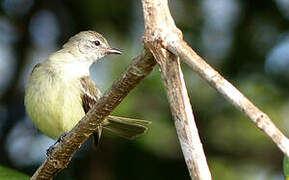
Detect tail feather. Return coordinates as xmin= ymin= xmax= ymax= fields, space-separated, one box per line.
xmin=103 ymin=116 xmax=151 ymax=139
xmin=93 ymin=126 xmax=102 ymax=147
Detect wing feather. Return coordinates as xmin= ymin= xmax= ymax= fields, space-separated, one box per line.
xmin=79 ymin=76 xmax=101 ymax=113
xmin=79 ymin=76 xmax=102 ymax=145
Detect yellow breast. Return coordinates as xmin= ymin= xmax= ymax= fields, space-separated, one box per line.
xmin=24 ymin=63 xmax=86 ymax=139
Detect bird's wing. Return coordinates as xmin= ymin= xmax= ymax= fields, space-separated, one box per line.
xmin=79 ymin=76 xmax=101 ymax=113
xmin=79 ymin=76 xmax=102 ymax=145
xmin=79 ymin=76 xmax=151 ymax=140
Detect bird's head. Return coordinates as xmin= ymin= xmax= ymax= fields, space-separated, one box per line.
xmin=63 ymin=31 xmax=122 ymax=62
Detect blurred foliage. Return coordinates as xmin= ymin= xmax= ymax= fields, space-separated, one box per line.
xmin=0 ymin=165 xmax=29 ymax=180
xmin=0 ymin=0 xmax=289 ymax=179
xmin=283 ymin=156 xmax=289 ymax=179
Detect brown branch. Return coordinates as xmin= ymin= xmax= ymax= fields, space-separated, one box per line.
xmin=167 ymin=40 xmax=289 ymax=157
xmin=142 ymin=0 xmax=212 ymax=179
xmin=31 ymin=50 xmax=156 ymax=179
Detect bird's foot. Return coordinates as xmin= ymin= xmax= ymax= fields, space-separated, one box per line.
xmin=57 ymin=132 xmax=68 ymax=143
xmin=46 ymin=132 xmax=68 ymax=156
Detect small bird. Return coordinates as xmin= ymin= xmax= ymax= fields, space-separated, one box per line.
xmin=24 ymin=31 xmax=150 ymax=144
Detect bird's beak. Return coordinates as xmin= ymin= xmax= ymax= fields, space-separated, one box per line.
xmin=105 ymin=47 xmax=122 ymax=55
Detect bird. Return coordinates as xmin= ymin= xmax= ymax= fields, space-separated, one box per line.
xmin=24 ymin=31 xmax=150 ymax=145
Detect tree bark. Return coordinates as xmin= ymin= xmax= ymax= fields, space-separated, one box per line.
xmin=142 ymin=1 xmax=212 ymax=179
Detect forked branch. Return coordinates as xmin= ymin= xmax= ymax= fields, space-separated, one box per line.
xmin=142 ymin=0 xmax=212 ymax=179
xmin=142 ymin=0 xmax=289 ymax=169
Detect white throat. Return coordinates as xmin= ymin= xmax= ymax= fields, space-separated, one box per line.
xmin=61 ymin=61 xmax=91 ymax=79
xmin=47 ymin=50 xmax=93 ymax=80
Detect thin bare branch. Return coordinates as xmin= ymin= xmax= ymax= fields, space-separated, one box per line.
xmin=31 ymin=50 xmax=156 ymax=179
xmin=142 ymin=0 xmax=289 ymax=178
xmin=167 ymin=40 xmax=289 ymax=157
xmin=142 ymin=0 xmax=212 ymax=179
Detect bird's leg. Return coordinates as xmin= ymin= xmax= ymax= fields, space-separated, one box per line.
xmin=56 ymin=132 xmax=68 ymax=143
xmin=46 ymin=132 xmax=68 ymax=156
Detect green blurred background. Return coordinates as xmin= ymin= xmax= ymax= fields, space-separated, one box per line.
xmin=1 ymin=0 xmax=289 ymax=179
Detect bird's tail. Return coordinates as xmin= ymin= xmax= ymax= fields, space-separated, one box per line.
xmin=102 ymin=115 xmax=151 ymax=139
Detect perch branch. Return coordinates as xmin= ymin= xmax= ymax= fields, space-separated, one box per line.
xmin=31 ymin=50 xmax=156 ymax=179
xmin=142 ymin=0 xmax=212 ymax=179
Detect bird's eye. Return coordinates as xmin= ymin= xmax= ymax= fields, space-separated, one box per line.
xmin=93 ymin=40 xmax=100 ymax=46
